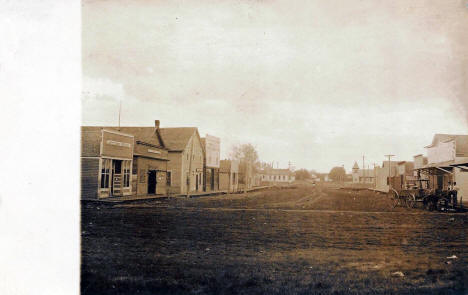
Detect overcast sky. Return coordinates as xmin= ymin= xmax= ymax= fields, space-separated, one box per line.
xmin=82 ymin=0 xmax=468 ymax=173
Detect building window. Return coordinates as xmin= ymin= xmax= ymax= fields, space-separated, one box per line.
xmin=100 ymin=159 xmax=110 ymax=188
xmin=167 ymin=171 xmax=171 ymax=186
xmin=123 ymin=161 xmax=131 ymax=187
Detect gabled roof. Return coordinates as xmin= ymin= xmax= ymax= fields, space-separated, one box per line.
xmin=159 ymin=127 xmax=199 ymax=151
xmin=352 ymin=162 xmax=359 ymax=169
xmin=110 ymin=127 xmax=166 ymax=149
xmin=81 ymin=126 xmax=166 ymax=149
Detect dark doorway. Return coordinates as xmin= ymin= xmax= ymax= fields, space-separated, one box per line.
xmin=148 ymin=170 xmax=157 ymax=194
xmin=114 ymin=160 xmax=122 ymax=174
xmin=196 ymin=174 xmax=199 ymax=191
xmin=437 ymin=175 xmax=443 ymax=190
xmin=112 ymin=160 xmax=123 ymax=196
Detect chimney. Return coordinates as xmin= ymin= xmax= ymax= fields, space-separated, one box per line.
xmin=155 ymin=120 xmax=160 ymax=129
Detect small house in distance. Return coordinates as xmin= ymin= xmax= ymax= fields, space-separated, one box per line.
xmin=258 ymin=168 xmax=295 ymax=185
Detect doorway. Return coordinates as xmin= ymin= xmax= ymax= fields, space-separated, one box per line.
xmin=112 ymin=160 xmax=123 ymax=196
xmin=196 ymin=174 xmax=199 ymax=191
xmin=437 ymin=175 xmax=443 ymax=190
xmin=148 ymin=170 xmax=157 ymax=194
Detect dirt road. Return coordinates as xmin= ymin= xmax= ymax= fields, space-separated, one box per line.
xmin=81 ymin=185 xmax=468 ymax=294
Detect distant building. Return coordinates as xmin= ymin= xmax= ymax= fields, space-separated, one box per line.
xmin=374 ymin=161 xmax=399 ymax=192
xmin=392 ymin=161 xmax=416 ymax=189
xmin=219 ymin=159 xmax=239 ymax=192
xmin=258 ymin=168 xmax=295 ymax=185
xmin=201 ymin=135 xmax=220 ymax=192
xmin=351 ymin=162 xmax=374 ymax=184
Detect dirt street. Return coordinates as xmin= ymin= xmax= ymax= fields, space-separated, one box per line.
xmin=81 ymin=184 xmax=468 ymax=294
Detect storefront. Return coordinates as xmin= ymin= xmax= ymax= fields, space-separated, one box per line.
xmin=132 ymin=141 xmax=169 ymax=196
xmin=81 ymin=128 xmax=134 ymax=199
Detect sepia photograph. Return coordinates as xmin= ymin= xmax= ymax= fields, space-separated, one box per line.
xmin=2 ymin=0 xmax=468 ymax=294
xmin=80 ymin=0 xmax=468 ymax=294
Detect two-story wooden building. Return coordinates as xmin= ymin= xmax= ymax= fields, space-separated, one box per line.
xmin=111 ymin=121 xmax=169 ymax=197
xmin=159 ymin=127 xmax=205 ymax=195
xmin=416 ymin=134 xmax=468 ymax=203
xmin=81 ymin=121 xmax=170 ymax=199
xmin=201 ymin=135 xmax=220 ymax=192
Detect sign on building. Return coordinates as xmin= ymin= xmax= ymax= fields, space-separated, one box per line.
xmin=205 ymin=134 xmax=220 ymax=168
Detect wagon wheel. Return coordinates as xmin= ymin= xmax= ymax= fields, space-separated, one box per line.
xmin=388 ymin=188 xmax=400 ymax=209
xmin=405 ymin=193 xmax=416 ymax=209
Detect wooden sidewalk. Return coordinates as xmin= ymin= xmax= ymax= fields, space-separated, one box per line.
xmin=82 ymin=186 xmax=274 ymax=204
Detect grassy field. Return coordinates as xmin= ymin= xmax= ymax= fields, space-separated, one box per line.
xmin=81 ymin=184 xmax=468 ymax=294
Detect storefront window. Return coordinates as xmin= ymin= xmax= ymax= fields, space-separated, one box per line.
xmin=100 ymin=159 xmax=110 ymax=188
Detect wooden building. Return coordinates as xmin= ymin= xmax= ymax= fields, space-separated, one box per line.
xmin=81 ymin=128 xmax=134 ymax=199
xmin=219 ymin=159 xmax=239 ymax=192
xmin=201 ymin=135 xmax=220 ymax=192
xmin=351 ymin=162 xmax=375 ymax=184
xmin=258 ymin=168 xmax=295 ymax=185
xmin=81 ymin=121 xmax=170 ymax=199
xmin=374 ymin=161 xmax=398 ymax=193
xmin=109 ymin=121 xmax=169 ymax=196
xmin=159 ymin=127 xmax=204 ymax=194
xmin=416 ymin=134 xmax=468 ymax=203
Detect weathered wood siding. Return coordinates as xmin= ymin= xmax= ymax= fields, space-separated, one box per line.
xmin=135 ymin=157 xmax=168 ymax=196
xmin=81 ymin=130 xmax=101 ymax=157
xmin=81 ymin=158 xmax=99 ymax=200
xmin=167 ymin=152 xmax=182 ymax=194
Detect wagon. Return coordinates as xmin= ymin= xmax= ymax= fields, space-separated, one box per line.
xmin=387 ymin=188 xmax=426 ymax=209
xmin=388 ymin=186 xmax=462 ymax=211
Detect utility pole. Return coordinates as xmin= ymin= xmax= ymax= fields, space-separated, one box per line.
xmin=384 ymin=154 xmax=395 ymax=191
